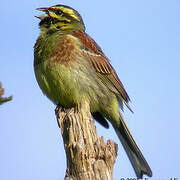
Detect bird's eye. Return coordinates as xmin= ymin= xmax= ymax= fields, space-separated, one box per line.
xmin=54 ymin=10 xmax=62 ymax=15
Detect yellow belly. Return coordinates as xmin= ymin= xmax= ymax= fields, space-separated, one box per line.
xmin=35 ymin=61 xmax=83 ymax=107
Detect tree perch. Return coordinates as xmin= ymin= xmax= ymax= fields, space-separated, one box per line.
xmin=0 ymin=82 xmax=12 ymax=105
xmin=55 ymin=101 xmax=118 ymax=180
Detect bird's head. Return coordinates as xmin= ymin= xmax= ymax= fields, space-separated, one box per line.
xmin=36 ymin=5 xmax=85 ymax=33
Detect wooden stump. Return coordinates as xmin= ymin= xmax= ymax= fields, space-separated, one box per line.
xmin=55 ymin=101 xmax=118 ymax=180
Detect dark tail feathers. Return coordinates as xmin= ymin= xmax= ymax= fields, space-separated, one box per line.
xmin=113 ymin=113 xmax=152 ymax=179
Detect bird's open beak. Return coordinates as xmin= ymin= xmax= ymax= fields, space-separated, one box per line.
xmin=35 ymin=7 xmax=49 ymax=20
xmin=36 ymin=7 xmax=48 ymax=12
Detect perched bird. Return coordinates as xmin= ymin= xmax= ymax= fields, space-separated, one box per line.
xmin=34 ymin=4 xmax=152 ymax=179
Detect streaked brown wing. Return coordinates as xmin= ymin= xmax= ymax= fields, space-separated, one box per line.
xmin=72 ymin=31 xmax=132 ymax=110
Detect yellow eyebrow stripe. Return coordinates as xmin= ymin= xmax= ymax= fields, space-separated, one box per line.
xmin=50 ymin=6 xmax=80 ymax=21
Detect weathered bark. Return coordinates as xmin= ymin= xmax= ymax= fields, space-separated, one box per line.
xmin=0 ymin=82 xmax=12 ymax=105
xmin=55 ymin=101 xmax=118 ymax=180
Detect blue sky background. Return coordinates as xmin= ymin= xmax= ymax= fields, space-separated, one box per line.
xmin=0 ymin=0 xmax=180 ymax=179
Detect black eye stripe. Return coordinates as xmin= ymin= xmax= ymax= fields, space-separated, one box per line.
xmin=54 ymin=10 xmax=62 ymax=15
